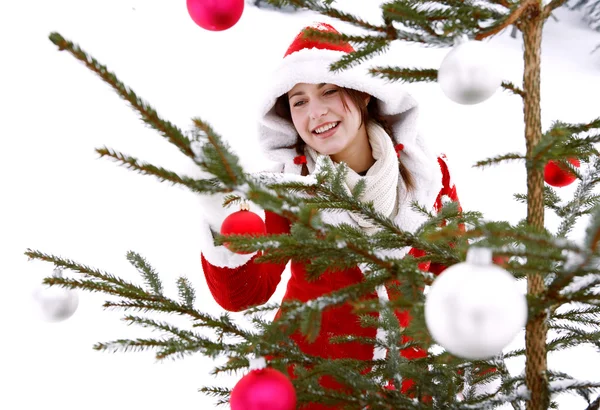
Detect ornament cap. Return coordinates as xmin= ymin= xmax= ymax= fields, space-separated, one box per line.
xmin=466 ymin=247 xmax=493 ymax=265
xmin=249 ymin=356 xmax=266 ymax=370
xmin=453 ymin=33 xmax=469 ymax=46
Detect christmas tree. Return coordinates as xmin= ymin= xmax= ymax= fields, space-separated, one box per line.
xmin=26 ymin=1 xmax=600 ymax=409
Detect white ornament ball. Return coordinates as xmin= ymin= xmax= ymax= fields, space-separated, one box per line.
xmin=425 ymin=247 xmax=527 ymax=360
xmin=438 ymin=39 xmax=502 ymax=105
xmin=32 ymin=272 xmax=79 ymax=322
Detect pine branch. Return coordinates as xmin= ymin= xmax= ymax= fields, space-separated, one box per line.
xmin=48 ymin=33 xmax=195 ymax=160
xmin=329 ymin=40 xmax=391 ymax=72
xmin=156 ymin=340 xmax=215 ymax=361
xmin=543 ymin=0 xmax=571 ymax=18
xmin=122 ymin=315 xmax=197 ymax=342
xmin=26 ymin=249 xmax=156 ymax=298
xmin=473 ymin=152 xmax=526 ymax=169
xmin=546 ymin=324 xmax=600 ymax=352
xmin=551 ymin=305 xmax=600 ymax=323
xmin=547 ymin=378 xmax=600 ymax=394
xmin=95 ymin=316 xmax=234 ymax=360
xmin=384 ymin=0 xmax=510 ymax=43
xmin=257 ymin=272 xmax=391 ymax=340
xmin=127 ymin=251 xmax=163 ymax=296
xmin=305 ymin=4 xmax=387 ymax=33
xmin=474 ymin=0 xmax=538 ymax=40
xmin=49 ymin=277 xmax=155 ymax=302
xmin=94 ymin=338 xmax=171 ymax=354
xmin=502 ymin=80 xmax=526 ymax=98
xmin=200 ymin=386 xmax=231 ymax=398
xmin=198 ymin=385 xmax=231 ymax=407
xmin=95 ymin=146 xmax=224 ymax=195
xmin=193 ymin=311 xmax=248 ymax=336
xmin=26 ymin=249 xmax=253 ymax=340
xmin=224 ymin=163 xmax=456 ymax=278
xmin=191 ymin=118 xmax=246 ymax=188
xmin=368 ymin=67 xmax=438 ymax=83
xmin=383 ymin=1 xmax=502 ymax=37
xmin=531 ymin=118 xmax=600 ymax=172
xmin=426 ymin=221 xmax=576 ymax=255
xmin=48 ymin=31 xmax=248 ymax=195
xmin=555 ymin=161 xmax=600 ymax=237
xmin=368 ymin=66 xmax=525 ymax=99
xmin=381 ymin=1 xmax=447 ymax=39
xmin=176 ymin=276 xmax=195 ymax=308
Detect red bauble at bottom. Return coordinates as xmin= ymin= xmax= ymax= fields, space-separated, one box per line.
xmin=544 ymin=158 xmax=580 ymax=187
xmin=230 ymin=368 xmax=297 ymax=410
xmin=220 ymin=210 xmax=267 ymax=254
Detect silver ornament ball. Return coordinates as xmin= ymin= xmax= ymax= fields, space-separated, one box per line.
xmin=438 ymin=40 xmax=502 ymax=105
xmin=32 ymin=284 xmax=79 ymax=322
xmin=425 ymin=247 xmax=527 ymax=360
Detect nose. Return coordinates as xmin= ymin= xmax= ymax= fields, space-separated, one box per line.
xmin=309 ymin=101 xmax=328 ymax=120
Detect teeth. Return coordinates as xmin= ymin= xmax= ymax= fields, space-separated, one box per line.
xmin=314 ymin=122 xmax=338 ymax=134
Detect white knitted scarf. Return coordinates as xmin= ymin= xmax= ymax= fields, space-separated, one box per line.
xmin=305 ymin=122 xmax=399 ymax=234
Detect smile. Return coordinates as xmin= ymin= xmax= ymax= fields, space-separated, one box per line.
xmin=312 ymin=121 xmax=340 ymax=138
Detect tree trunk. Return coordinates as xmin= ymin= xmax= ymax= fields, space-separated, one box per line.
xmin=522 ymin=3 xmax=549 ymax=410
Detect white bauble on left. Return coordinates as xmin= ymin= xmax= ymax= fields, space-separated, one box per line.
xmin=425 ymin=247 xmax=527 ymax=360
xmin=32 ymin=268 xmax=79 ymax=322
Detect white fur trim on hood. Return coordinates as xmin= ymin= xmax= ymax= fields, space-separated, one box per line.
xmin=257 ymin=47 xmax=442 ymax=215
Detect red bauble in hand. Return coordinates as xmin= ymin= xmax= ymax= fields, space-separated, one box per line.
xmin=186 ymin=0 xmax=244 ymax=31
xmin=231 ymin=367 xmax=296 ymax=410
xmin=220 ymin=207 xmax=266 ymax=254
xmin=544 ymin=158 xmax=580 ymax=187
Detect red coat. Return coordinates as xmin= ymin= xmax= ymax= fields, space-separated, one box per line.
xmin=200 ymin=156 xmax=460 ymax=409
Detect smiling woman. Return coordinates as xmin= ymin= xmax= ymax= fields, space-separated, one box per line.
xmin=275 ymin=83 xmax=414 ymax=187
xmin=283 ymin=83 xmax=373 ymax=173
xmin=199 ymin=21 xmax=462 ymax=409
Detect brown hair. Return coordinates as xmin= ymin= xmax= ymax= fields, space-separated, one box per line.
xmin=275 ymin=87 xmax=415 ymax=191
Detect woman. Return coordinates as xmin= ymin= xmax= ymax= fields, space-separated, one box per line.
xmin=199 ymin=22 xmax=460 ymax=408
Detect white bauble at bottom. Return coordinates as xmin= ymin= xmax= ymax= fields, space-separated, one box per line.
xmin=425 ymin=247 xmax=527 ymax=360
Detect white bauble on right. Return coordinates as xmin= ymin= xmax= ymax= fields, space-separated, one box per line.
xmin=437 ymin=38 xmax=502 ymax=105
xmin=425 ymin=247 xmax=527 ymax=360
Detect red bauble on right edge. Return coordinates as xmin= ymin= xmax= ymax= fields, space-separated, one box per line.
xmin=544 ymin=158 xmax=580 ymax=187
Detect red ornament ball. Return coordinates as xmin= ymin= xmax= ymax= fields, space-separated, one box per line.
xmin=220 ymin=210 xmax=266 ymax=254
xmin=230 ymin=368 xmax=296 ymax=410
xmin=544 ymin=158 xmax=580 ymax=187
xmin=186 ymin=0 xmax=244 ymax=31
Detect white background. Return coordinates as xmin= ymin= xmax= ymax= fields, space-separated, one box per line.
xmin=2 ymin=1 xmax=600 ymax=408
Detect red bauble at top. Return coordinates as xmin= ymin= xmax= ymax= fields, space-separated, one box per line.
xmin=186 ymin=0 xmax=244 ymax=31
xmin=220 ymin=208 xmax=267 ymax=254
xmin=230 ymin=367 xmax=297 ymax=410
xmin=544 ymin=158 xmax=580 ymax=187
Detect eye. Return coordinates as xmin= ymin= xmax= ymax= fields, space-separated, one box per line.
xmin=292 ymin=100 xmax=306 ymax=107
xmin=324 ymin=89 xmax=338 ymax=96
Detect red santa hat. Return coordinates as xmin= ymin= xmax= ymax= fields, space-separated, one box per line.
xmin=283 ymin=22 xmax=355 ymax=57
xmin=256 ymin=21 xmax=441 ymax=212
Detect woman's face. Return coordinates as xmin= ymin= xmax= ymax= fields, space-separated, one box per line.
xmin=287 ymin=83 xmax=369 ymax=161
